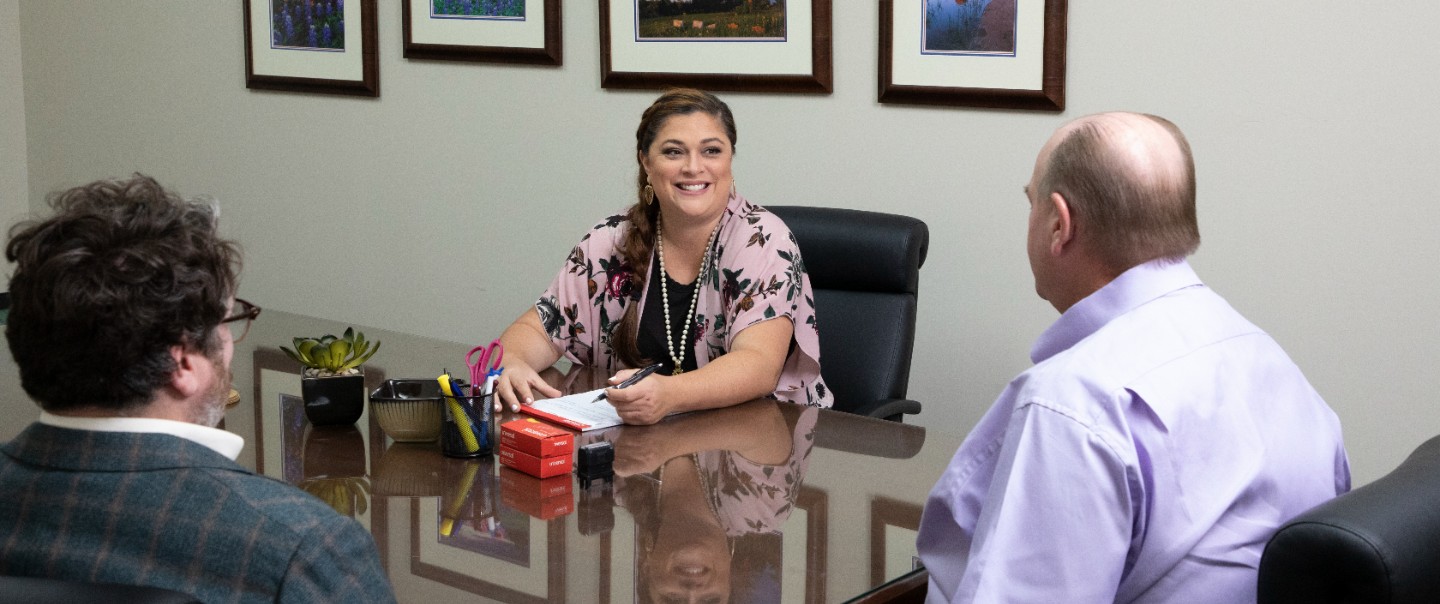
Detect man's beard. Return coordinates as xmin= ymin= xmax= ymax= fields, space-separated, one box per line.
xmin=192 ymin=356 xmax=233 ymax=428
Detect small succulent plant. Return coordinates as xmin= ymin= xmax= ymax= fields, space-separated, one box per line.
xmin=281 ymin=327 xmax=381 ymax=377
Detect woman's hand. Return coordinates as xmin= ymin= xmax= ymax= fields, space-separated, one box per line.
xmin=603 ymin=369 xmax=672 ymax=425
xmin=493 ymin=360 xmax=562 ymax=413
xmin=494 ymin=308 xmax=564 ymax=412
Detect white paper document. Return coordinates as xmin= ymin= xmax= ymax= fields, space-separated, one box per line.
xmin=519 ymin=388 xmax=622 ymax=432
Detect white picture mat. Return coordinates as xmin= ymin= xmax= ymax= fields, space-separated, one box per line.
xmin=418 ymin=503 xmax=550 ymax=590
xmin=258 ymin=368 xmax=300 ymax=481
xmin=780 ymin=506 xmax=809 ymax=599
xmin=249 ymin=0 xmax=364 ymax=80
xmin=890 ymin=0 xmax=1044 ymax=91
xmin=408 ymin=1 xmax=547 ymax=49
xmin=611 ymin=511 xmax=636 ymax=601
xmin=607 ymin=1 xmax=813 ymax=76
xmin=884 ymin=524 xmax=919 ymax=581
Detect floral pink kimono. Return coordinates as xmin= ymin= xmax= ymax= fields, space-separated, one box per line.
xmin=536 ymin=194 xmax=832 ymax=407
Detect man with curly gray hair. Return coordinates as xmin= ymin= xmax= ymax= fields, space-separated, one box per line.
xmin=0 ymin=174 xmax=395 ymax=602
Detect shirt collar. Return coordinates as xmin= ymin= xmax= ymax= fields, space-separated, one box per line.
xmin=37 ymin=411 xmax=246 ymax=460
xmin=1030 ymin=258 xmax=1204 ymax=363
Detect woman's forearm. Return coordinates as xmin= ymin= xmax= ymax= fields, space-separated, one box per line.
xmin=664 ymin=316 xmax=791 ymax=413
xmin=499 ymin=308 xmax=562 ymax=371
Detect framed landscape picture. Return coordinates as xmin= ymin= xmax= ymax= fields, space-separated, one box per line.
xmin=601 ymin=0 xmax=833 ymax=94
xmin=879 ymin=0 xmax=1066 ymax=110
xmin=402 ymin=0 xmax=562 ymax=65
xmin=243 ymin=0 xmax=380 ymax=97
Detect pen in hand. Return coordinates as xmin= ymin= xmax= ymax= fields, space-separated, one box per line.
xmin=592 ymin=362 xmax=665 ymax=403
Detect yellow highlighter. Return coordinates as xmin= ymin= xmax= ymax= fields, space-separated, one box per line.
xmin=439 ymin=373 xmax=480 ymax=454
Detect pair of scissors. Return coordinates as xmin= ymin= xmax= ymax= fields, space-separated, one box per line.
xmin=466 ymin=339 xmax=503 ymax=397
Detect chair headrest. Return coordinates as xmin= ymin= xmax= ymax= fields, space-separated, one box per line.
xmin=1259 ymin=434 xmax=1440 ymax=603
xmin=766 ymin=206 xmax=928 ymax=294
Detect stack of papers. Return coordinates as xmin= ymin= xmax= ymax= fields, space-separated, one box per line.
xmin=520 ymin=389 xmax=621 ymax=432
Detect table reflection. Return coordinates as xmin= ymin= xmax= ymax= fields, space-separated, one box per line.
xmin=295 ymin=423 xmax=371 ymax=518
xmin=225 ymin=314 xmax=944 ymax=603
xmin=608 ymin=401 xmax=817 ymax=604
xmin=0 ymin=307 xmax=944 ymax=601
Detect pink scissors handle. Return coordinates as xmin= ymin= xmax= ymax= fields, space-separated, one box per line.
xmin=466 ymin=340 xmax=504 ymax=388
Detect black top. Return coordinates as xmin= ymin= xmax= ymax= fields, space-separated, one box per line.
xmin=636 ymin=264 xmax=701 ymax=375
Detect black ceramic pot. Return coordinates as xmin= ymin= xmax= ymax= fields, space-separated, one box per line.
xmin=301 ymin=373 xmax=365 ymax=426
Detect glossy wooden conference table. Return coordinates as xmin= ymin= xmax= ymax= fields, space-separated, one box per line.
xmin=227 ymin=310 xmax=967 ymax=602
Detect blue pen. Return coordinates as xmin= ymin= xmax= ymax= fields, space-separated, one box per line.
xmin=593 ymin=362 xmax=664 ymax=403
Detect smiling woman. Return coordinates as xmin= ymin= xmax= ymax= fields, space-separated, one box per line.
xmin=493 ymin=88 xmax=832 ymax=424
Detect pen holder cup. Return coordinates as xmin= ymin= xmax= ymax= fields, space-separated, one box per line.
xmin=441 ymin=392 xmax=493 ymax=458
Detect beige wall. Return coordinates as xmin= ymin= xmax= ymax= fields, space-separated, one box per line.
xmin=0 ymin=0 xmax=25 ymax=432
xmin=11 ymin=1 xmax=1440 ymax=485
xmin=0 ymin=0 xmax=26 ymax=251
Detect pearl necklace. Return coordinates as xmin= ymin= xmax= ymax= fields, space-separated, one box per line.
xmin=655 ymin=217 xmax=721 ymax=376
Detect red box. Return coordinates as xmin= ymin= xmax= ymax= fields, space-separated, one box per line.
xmin=498 ymin=444 xmax=573 ymax=479
xmin=500 ymin=418 xmax=574 ymax=459
xmin=500 ymin=466 xmax=573 ymax=499
xmin=499 ymin=467 xmax=573 ymax=520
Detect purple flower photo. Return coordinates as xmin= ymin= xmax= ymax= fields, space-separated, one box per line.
xmin=431 ymin=0 xmax=525 ymax=20
xmin=271 ymin=0 xmax=346 ymax=51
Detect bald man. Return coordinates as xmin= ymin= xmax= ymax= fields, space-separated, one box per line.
xmin=917 ymin=113 xmax=1349 ymax=603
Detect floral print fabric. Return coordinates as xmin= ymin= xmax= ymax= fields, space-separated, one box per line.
xmin=698 ymin=405 xmax=818 ymax=537
xmin=536 ymin=194 xmax=832 ymax=407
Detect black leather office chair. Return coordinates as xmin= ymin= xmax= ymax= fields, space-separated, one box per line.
xmin=766 ymin=206 xmax=928 ymax=422
xmin=1257 ymin=434 xmax=1440 ymax=603
xmin=0 ymin=576 xmax=201 ymax=604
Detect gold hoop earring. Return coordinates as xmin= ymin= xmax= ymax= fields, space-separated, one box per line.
xmin=643 ymin=184 xmax=655 ymax=206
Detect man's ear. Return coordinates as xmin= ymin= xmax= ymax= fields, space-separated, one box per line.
xmin=167 ymin=344 xmax=206 ymax=399
xmin=1048 ymin=191 xmax=1075 ymax=256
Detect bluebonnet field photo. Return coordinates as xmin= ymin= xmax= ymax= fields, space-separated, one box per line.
xmin=271 ymin=0 xmax=345 ymax=51
xmin=636 ymin=0 xmax=786 ymax=40
xmin=432 ymin=0 xmax=525 ymax=19
xmin=924 ymin=0 xmax=1016 ymax=55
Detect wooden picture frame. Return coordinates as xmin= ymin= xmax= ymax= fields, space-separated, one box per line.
xmin=600 ymin=0 xmax=833 ymax=94
xmin=251 ymin=347 xmax=387 ymax=477
xmin=410 ymin=499 xmax=566 ymax=603
xmin=870 ymin=496 xmax=923 ymax=587
xmin=243 ymin=0 xmax=380 ymax=97
xmin=879 ymin=0 xmax=1066 ymax=111
xmin=402 ymin=0 xmax=562 ymax=65
xmin=797 ymin=485 xmax=829 ymax=603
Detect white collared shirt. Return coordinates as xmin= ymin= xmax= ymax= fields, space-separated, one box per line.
xmin=37 ymin=411 xmax=245 ymax=461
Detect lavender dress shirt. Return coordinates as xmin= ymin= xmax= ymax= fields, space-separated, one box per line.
xmin=917 ymin=260 xmax=1349 ymax=603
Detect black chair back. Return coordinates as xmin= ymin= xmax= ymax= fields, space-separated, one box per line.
xmin=1258 ymin=434 xmax=1440 ymax=603
xmin=766 ymin=206 xmax=928 ymax=421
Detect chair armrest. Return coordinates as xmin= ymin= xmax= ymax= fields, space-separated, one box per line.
xmin=845 ymin=567 xmax=929 ymax=604
xmin=814 ymin=408 xmax=926 ymax=459
xmin=853 ymin=397 xmax=922 ymax=422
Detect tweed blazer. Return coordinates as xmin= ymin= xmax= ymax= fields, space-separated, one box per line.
xmin=0 ymin=423 xmax=395 ymax=603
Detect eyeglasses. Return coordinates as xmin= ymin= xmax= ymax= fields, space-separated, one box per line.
xmin=221 ymin=298 xmax=262 ymax=343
